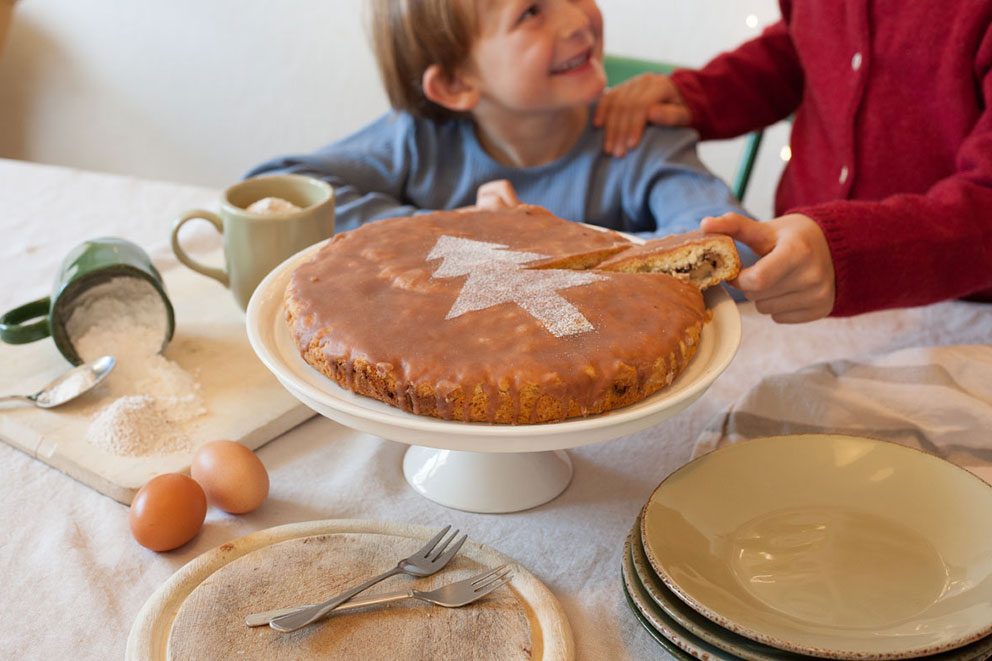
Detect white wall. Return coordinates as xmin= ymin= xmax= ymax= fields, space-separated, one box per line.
xmin=0 ymin=0 xmax=788 ymax=217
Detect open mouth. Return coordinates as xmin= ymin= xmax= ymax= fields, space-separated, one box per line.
xmin=550 ymin=49 xmax=593 ymax=75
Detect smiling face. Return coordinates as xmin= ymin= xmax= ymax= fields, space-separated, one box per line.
xmin=466 ymin=0 xmax=606 ymax=116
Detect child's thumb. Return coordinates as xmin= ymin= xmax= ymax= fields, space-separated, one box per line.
xmin=701 ymin=213 xmax=777 ymax=256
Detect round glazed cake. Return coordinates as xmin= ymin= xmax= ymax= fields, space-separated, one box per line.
xmin=285 ymin=206 xmax=712 ymax=424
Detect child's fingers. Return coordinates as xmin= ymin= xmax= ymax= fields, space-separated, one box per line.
xmin=701 ymin=214 xmax=794 ymax=295
xmin=771 ymin=307 xmax=827 ymax=324
xmin=503 ymin=183 xmax=522 ymax=205
xmin=700 ymin=213 xmax=778 ymax=256
xmin=736 ymin=245 xmax=798 ymax=295
xmin=757 ymin=293 xmax=831 ymax=323
xmin=753 ymin=289 xmax=815 ymax=315
xmin=600 ymin=92 xmax=638 ymax=155
xmin=621 ymin=111 xmax=648 ymax=151
xmin=607 ymin=109 xmax=647 ymax=156
xmin=476 ymin=179 xmax=521 ymax=209
xmin=592 ymin=95 xmax=611 ymax=127
xmin=746 ymin=277 xmax=832 ymax=322
xmin=646 ymin=103 xmax=691 ymax=127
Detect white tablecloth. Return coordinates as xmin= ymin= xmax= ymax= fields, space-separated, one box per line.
xmin=2 ymin=158 xmax=991 ymax=660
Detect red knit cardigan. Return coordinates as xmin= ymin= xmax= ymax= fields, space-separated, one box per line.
xmin=671 ymin=0 xmax=992 ymax=317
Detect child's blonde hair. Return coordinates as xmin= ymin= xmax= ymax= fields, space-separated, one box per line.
xmin=370 ymin=0 xmax=478 ymax=121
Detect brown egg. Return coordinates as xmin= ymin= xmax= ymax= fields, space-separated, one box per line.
xmin=129 ymin=473 xmax=207 ymax=552
xmin=191 ymin=440 xmax=269 ymax=514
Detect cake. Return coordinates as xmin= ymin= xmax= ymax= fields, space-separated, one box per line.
xmin=596 ymin=231 xmax=741 ymax=289
xmin=285 ymin=207 xmax=736 ymax=424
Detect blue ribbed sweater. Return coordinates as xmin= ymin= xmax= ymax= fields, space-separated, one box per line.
xmin=247 ymin=109 xmax=744 ymax=240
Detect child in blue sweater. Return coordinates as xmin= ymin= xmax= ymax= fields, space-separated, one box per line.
xmin=249 ymin=0 xmax=743 ymax=240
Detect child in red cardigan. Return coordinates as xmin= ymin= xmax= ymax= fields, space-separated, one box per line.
xmin=595 ymin=1 xmax=992 ymax=323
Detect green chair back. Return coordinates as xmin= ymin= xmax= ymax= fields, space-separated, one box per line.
xmin=603 ymin=55 xmax=763 ymax=202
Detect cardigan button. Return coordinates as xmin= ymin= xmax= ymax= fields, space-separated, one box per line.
xmin=851 ymin=52 xmax=863 ymax=71
xmin=839 ymin=165 xmax=849 ymax=184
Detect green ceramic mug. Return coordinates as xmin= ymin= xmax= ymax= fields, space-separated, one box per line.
xmin=171 ymin=174 xmax=335 ymax=310
xmin=0 ymin=237 xmax=175 ymax=365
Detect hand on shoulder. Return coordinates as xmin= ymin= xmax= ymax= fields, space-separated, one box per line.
xmin=593 ymin=73 xmax=692 ymax=157
xmin=701 ymin=212 xmax=835 ymax=323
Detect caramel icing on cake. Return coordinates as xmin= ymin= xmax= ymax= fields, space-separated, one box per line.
xmin=286 ymin=206 xmax=709 ymax=424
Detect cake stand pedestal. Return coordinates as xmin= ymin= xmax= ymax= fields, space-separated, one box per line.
xmin=287 ymin=387 xmax=575 ymax=513
xmin=247 ymin=244 xmax=741 ymax=514
xmin=403 ymin=448 xmax=573 ymax=514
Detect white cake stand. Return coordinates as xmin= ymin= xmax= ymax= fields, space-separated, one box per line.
xmin=246 ymin=243 xmax=741 ymax=514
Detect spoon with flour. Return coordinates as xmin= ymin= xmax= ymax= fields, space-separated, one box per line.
xmin=0 ymin=355 xmax=116 ymax=408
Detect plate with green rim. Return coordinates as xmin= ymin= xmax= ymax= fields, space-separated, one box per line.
xmin=621 ymin=533 xmax=734 ymax=660
xmin=621 ymin=579 xmax=693 ymax=661
xmin=628 ymin=516 xmax=802 ymax=660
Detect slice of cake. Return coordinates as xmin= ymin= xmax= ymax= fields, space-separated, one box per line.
xmin=596 ymin=231 xmax=741 ymax=290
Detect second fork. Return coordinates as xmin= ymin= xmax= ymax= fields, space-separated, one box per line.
xmin=246 ymin=565 xmax=513 ymax=628
xmin=267 ymin=525 xmax=468 ymax=632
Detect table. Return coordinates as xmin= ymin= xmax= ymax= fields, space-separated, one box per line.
xmin=2 ymin=158 xmax=991 ymax=660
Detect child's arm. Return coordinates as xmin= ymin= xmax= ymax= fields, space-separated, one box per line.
xmin=670 ymin=15 xmax=803 ymax=141
xmin=246 ymin=113 xmax=429 ymax=234
xmin=596 ymin=10 xmax=804 ymax=154
xmin=705 ymin=74 xmax=992 ymax=321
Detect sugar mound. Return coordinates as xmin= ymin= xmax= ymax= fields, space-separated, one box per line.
xmin=67 ymin=276 xmax=207 ymax=456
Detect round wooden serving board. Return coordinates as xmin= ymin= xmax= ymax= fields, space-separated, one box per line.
xmin=127 ymin=520 xmax=573 ymax=660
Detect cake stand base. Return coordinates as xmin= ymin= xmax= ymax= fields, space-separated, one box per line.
xmin=402 ymin=446 xmax=573 ymax=514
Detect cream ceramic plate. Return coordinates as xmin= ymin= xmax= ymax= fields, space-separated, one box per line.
xmin=629 ymin=514 xmax=992 ymax=661
xmin=126 ymin=520 xmax=573 ymax=660
xmin=245 ymin=240 xmax=741 ymax=454
xmin=641 ymin=435 xmax=992 ymax=659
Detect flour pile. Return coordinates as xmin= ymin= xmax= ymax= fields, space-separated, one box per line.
xmin=66 ymin=276 xmax=206 ymax=456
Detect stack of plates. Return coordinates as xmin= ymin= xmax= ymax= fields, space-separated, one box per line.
xmin=621 ymin=434 xmax=992 ymax=660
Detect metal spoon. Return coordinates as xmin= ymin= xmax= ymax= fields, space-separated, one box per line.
xmin=0 ymin=355 xmax=116 ymax=408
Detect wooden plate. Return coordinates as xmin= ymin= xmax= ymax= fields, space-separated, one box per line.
xmin=127 ymin=520 xmax=573 ymax=660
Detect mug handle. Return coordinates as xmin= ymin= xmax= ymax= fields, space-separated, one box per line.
xmin=0 ymin=297 xmax=51 ymax=344
xmin=171 ymin=209 xmax=230 ymax=286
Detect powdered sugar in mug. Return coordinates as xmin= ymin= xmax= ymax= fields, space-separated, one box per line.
xmin=0 ymin=237 xmax=174 ymax=365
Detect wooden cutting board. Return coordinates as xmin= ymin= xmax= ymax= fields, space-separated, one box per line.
xmin=127 ymin=519 xmax=573 ymax=661
xmin=0 ymin=248 xmax=313 ymax=504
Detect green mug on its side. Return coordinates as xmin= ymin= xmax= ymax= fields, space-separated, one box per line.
xmin=0 ymin=237 xmax=175 ymax=365
xmin=171 ymin=174 xmax=335 ymax=310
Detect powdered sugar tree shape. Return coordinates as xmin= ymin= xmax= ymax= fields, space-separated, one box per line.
xmin=428 ymin=235 xmax=606 ymax=337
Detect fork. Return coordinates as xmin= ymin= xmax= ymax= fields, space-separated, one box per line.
xmin=246 ymin=565 xmax=513 ymax=628
xmin=267 ymin=524 xmax=468 ymax=632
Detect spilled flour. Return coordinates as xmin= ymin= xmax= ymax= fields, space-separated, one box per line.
xmin=67 ymin=277 xmax=206 ymax=456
